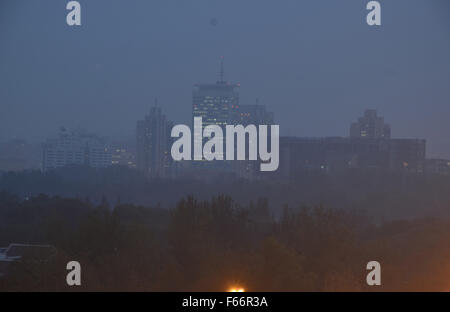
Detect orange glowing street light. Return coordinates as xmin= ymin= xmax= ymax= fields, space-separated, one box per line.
xmin=228 ymin=287 xmax=245 ymax=292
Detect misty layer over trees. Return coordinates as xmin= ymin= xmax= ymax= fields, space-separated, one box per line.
xmin=2 ymin=166 xmax=450 ymax=220
xmin=1 ymin=189 xmax=450 ymax=291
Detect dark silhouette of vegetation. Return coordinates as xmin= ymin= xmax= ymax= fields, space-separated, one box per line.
xmin=1 ymin=191 xmax=450 ymax=291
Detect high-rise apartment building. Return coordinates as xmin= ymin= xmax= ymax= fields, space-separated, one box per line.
xmin=136 ymin=106 xmax=172 ymax=177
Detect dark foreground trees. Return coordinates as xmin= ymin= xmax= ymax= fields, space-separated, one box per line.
xmin=1 ymin=192 xmax=450 ymax=291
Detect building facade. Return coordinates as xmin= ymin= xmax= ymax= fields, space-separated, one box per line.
xmin=350 ymin=109 xmax=391 ymax=139
xmin=136 ymin=106 xmax=173 ymax=177
xmin=191 ymin=62 xmax=240 ymax=171
xmin=42 ymin=129 xmax=111 ymax=171
xmin=230 ymin=102 xmax=275 ymax=179
xmin=231 ymin=102 xmax=274 ymax=126
xmin=278 ymin=137 xmax=426 ymax=180
xmin=192 ymin=59 xmax=240 ymax=131
xmin=111 ymin=144 xmax=137 ymax=169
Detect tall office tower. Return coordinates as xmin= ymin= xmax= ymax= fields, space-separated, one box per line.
xmin=136 ymin=105 xmax=172 ymax=177
xmin=192 ymin=59 xmax=239 ymax=165
xmin=192 ymin=59 xmax=240 ymax=130
xmin=42 ymin=128 xmax=111 ymax=171
xmin=350 ymin=109 xmax=391 ymax=139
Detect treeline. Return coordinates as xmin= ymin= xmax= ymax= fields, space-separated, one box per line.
xmin=1 ymin=192 xmax=450 ymax=291
xmin=2 ymin=166 xmax=450 ymax=220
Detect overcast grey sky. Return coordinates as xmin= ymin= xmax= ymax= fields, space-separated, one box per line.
xmin=0 ymin=0 xmax=449 ymax=157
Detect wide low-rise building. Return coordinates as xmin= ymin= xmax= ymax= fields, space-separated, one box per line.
xmin=274 ymin=109 xmax=425 ymax=180
xmin=277 ymin=137 xmax=426 ymax=180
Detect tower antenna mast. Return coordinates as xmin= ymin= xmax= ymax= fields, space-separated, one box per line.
xmin=219 ymin=56 xmax=224 ymax=83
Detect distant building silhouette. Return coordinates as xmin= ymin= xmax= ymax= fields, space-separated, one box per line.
xmin=350 ymin=109 xmax=391 ymax=139
xmin=136 ymin=105 xmax=173 ymax=177
xmin=278 ymin=136 xmax=425 ymax=179
xmin=230 ymin=100 xmax=275 ymax=179
xmin=42 ymin=129 xmax=111 ymax=171
xmin=231 ymin=100 xmax=274 ymax=126
xmin=273 ymin=109 xmax=427 ymax=179
xmin=425 ymin=158 xmax=450 ymax=175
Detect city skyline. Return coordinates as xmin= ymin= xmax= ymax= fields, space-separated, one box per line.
xmin=2 ymin=0 xmax=450 ymax=295
xmin=0 ymin=64 xmax=447 ymax=158
xmin=1 ymin=0 xmax=449 ymax=159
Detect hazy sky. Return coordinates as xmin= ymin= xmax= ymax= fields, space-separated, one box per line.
xmin=1 ymin=0 xmax=449 ymax=157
